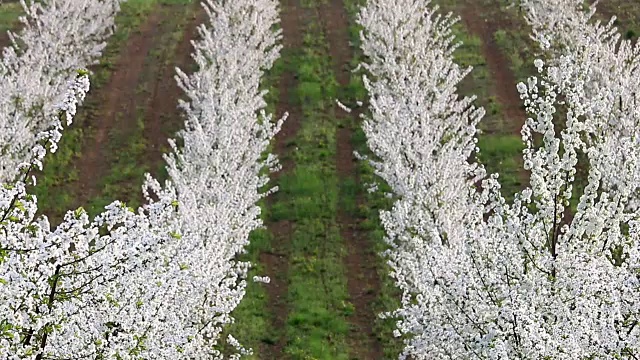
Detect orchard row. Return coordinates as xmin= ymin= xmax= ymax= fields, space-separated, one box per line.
xmin=1 ymin=0 xmax=639 ymax=359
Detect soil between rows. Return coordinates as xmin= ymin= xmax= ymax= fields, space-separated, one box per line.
xmin=259 ymin=0 xmax=305 ymax=358
xmin=318 ymin=0 xmax=383 ymax=358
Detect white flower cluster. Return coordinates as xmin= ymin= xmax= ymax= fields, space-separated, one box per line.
xmin=521 ymin=0 xmax=640 ymax=211
xmin=359 ymin=0 xmax=640 ymax=358
xmin=0 ymin=0 xmax=122 ymax=183
xmin=0 ymin=0 xmax=283 ymax=358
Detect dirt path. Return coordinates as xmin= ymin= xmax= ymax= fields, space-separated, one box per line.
xmin=460 ymin=2 xmax=526 ymax=136
xmin=55 ymin=2 xmax=207 ymax=220
xmin=143 ymin=3 xmax=207 ymax=178
xmin=259 ymin=0 xmax=305 ymax=357
xmin=67 ymin=7 xmax=166 ymax=214
xmin=318 ymin=1 xmax=383 ymax=359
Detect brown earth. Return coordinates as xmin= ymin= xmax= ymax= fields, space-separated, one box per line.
xmin=49 ymin=2 xmax=205 ymax=226
xmin=143 ymin=3 xmax=208 ymax=178
xmin=0 ymin=33 xmax=9 ymax=49
xmin=595 ymin=1 xmax=640 ymax=42
xmin=270 ymin=0 xmax=304 ymax=166
xmin=318 ymin=1 xmax=383 ymax=359
xmin=0 ymin=23 xmax=16 ymax=49
xmin=460 ymin=2 xmax=526 ymax=136
xmin=258 ymin=0 xmax=305 ymax=358
xmin=67 ymin=7 xmax=166 ymax=215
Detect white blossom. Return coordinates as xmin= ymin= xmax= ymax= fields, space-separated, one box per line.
xmin=0 ymin=0 xmax=284 ymax=358
xmin=358 ymin=0 xmax=640 ymax=358
xmin=0 ymin=0 xmax=121 ymax=182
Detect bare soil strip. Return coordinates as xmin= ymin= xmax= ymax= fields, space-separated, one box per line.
xmin=460 ymin=2 xmax=526 ymax=136
xmin=68 ymin=7 xmax=167 ymax=211
xmin=318 ymin=1 xmax=383 ymax=358
xmin=143 ymin=3 xmax=207 ymax=178
xmin=55 ymin=2 xmax=204 ymax=223
xmin=259 ymin=0 xmax=305 ymax=358
xmin=461 ymin=0 xmax=530 ymax=190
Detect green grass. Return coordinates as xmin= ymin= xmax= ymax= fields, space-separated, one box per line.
xmin=224 ymin=4 xmax=351 ymax=359
xmin=449 ymin=18 xmax=495 ymax=131
xmin=341 ymin=0 xmax=405 ymax=357
xmin=227 ymin=2 xmax=357 ymax=358
xmin=276 ymin=12 xmax=351 ymax=360
xmin=0 ymin=2 xmax=22 ymax=38
xmin=350 ymin=126 xmax=405 ymax=360
xmin=477 ymin=134 xmax=525 ymax=200
xmin=222 ymin=56 xmax=285 ymax=360
xmin=490 ymin=4 xmax=537 ymax=85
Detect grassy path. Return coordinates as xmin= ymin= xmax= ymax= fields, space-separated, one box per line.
xmin=259 ymin=0 xmax=306 ymax=357
xmin=459 ymin=0 xmax=530 ymax=198
xmin=270 ymin=3 xmax=351 ymax=358
xmin=461 ymin=1 xmax=527 ymax=136
xmin=338 ymin=0 xmax=406 ymax=357
xmin=229 ymin=0 xmax=308 ymax=357
xmin=318 ymin=0 xmax=383 ymax=358
xmin=33 ymin=0 xmax=202 ymax=225
xmin=0 ymin=1 xmax=22 ymax=48
xmin=229 ymin=0 xmax=388 ymax=358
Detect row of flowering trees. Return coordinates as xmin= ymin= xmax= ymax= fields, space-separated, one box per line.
xmin=358 ymin=0 xmax=640 ymax=358
xmin=0 ymin=0 xmax=284 ymax=358
xmin=0 ymin=0 xmax=122 ymax=182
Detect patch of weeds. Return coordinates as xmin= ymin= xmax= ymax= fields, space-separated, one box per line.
xmin=477 ymin=134 xmax=525 ymax=200
xmin=269 ymin=11 xmax=352 ymax=360
xmin=0 ymin=2 xmax=23 ymax=38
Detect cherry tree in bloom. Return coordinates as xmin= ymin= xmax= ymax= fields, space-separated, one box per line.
xmin=0 ymin=0 xmax=284 ymax=358
xmin=520 ymin=0 xmax=640 ymax=208
xmin=358 ymin=0 xmax=640 ymax=358
xmin=1 ymin=74 xmax=188 ymax=359
xmin=134 ymin=0 xmax=284 ymax=356
xmin=0 ymin=0 xmax=121 ymax=182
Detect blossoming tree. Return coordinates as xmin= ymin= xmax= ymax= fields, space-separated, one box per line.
xmin=358 ymin=0 xmax=640 ymax=358
xmin=0 ymin=0 xmax=284 ymax=358
xmin=0 ymin=0 xmax=122 ymax=182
